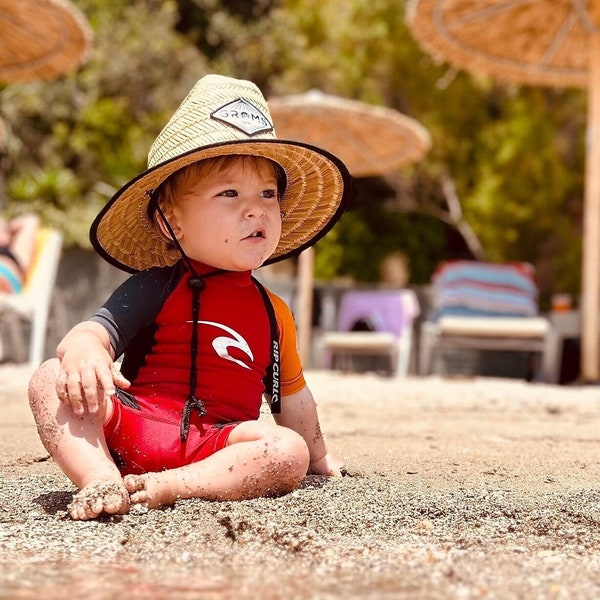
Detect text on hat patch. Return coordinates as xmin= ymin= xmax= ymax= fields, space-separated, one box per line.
xmin=211 ymin=98 xmax=273 ymax=136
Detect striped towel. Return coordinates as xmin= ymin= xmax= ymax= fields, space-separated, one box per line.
xmin=432 ymin=260 xmax=539 ymax=320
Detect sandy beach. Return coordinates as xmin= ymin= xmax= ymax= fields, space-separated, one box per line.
xmin=2 ymin=363 xmax=600 ymax=599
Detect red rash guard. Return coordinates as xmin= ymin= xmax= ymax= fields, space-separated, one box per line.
xmin=91 ymin=260 xmax=305 ymax=474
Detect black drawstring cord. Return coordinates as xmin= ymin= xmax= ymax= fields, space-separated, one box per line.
xmin=152 ymin=198 xmax=218 ymax=442
xmin=180 ymin=275 xmax=208 ymax=441
xmin=152 ymin=197 xmax=200 ymax=277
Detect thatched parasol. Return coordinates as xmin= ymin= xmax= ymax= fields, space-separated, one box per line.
xmin=269 ymin=90 xmax=432 ymax=363
xmin=407 ymin=0 xmax=600 ymax=381
xmin=0 ymin=0 xmax=92 ymax=82
xmin=269 ymin=90 xmax=431 ymax=178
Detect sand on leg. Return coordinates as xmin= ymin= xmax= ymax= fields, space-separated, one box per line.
xmin=28 ymin=358 xmax=129 ymax=520
xmin=124 ymin=420 xmax=310 ymax=508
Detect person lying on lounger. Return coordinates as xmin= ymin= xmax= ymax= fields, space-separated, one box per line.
xmin=0 ymin=213 xmax=40 ymax=294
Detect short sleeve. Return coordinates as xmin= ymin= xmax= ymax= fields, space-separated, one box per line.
xmin=89 ymin=264 xmax=182 ymax=357
xmin=267 ymin=291 xmax=306 ymax=396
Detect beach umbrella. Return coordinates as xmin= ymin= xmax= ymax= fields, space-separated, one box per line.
xmin=406 ymin=0 xmax=600 ymax=382
xmin=269 ymin=90 xmax=431 ymax=178
xmin=0 ymin=0 xmax=92 ymax=83
xmin=269 ymin=90 xmax=431 ymax=363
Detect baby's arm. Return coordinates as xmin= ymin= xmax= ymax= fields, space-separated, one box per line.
xmin=273 ymin=385 xmax=342 ymax=476
xmin=56 ymin=320 xmax=130 ymax=416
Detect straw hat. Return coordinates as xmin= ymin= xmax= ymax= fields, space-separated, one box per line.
xmin=91 ymin=74 xmax=354 ymax=272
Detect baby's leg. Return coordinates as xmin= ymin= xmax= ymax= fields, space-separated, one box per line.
xmin=28 ymin=359 xmax=129 ymax=520
xmin=124 ymin=421 xmax=309 ymax=509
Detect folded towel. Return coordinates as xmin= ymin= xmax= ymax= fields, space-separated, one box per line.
xmin=432 ymin=260 xmax=538 ymax=320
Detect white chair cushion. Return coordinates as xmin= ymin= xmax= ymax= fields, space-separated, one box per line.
xmin=437 ymin=316 xmax=550 ymax=338
xmin=322 ymin=331 xmax=397 ymax=350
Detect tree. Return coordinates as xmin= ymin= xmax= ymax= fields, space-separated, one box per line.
xmin=0 ymin=0 xmax=588 ymax=305
xmin=1 ymin=0 xmax=208 ymax=245
xmin=259 ymin=0 xmax=586 ymax=302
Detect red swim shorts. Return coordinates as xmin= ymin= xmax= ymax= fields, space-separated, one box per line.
xmin=103 ymin=389 xmax=238 ymax=475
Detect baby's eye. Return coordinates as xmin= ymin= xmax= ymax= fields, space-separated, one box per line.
xmin=219 ymin=189 xmax=238 ymax=197
xmin=261 ymin=189 xmax=278 ymax=199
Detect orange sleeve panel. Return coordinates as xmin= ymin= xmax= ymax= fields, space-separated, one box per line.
xmin=267 ymin=290 xmax=306 ymax=396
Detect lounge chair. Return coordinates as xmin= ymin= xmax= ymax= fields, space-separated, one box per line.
xmin=418 ymin=260 xmax=560 ymax=383
xmin=320 ymin=289 xmax=420 ymax=376
xmin=0 ymin=227 xmax=63 ymax=365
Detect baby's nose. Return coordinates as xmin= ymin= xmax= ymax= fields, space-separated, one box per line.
xmin=244 ymin=200 xmax=265 ymax=217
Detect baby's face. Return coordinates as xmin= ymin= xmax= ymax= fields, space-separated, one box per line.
xmin=170 ymin=157 xmax=282 ymax=271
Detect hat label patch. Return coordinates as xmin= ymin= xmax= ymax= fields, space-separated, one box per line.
xmin=211 ymin=98 xmax=273 ymax=135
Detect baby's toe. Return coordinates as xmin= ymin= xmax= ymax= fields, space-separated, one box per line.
xmin=124 ymin=475 xmax=151 ymax=506
xmin=103 ymin=491 xmax=128 ymax=515
xmin=68 ymin=494 xmax=102 ymax=520
xmin=124 ymin=474 xmax=145 ymax=494
xmin=68 ymin=481 xmax=129 ymax=520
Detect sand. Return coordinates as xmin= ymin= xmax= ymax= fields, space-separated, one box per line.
xmin=2 ymin=364 xmax=600 ymax=599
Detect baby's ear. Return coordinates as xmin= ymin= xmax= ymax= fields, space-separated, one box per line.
xmin=156 ymin=207 xmax=182 ymax=241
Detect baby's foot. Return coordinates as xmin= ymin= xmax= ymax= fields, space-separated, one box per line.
xmin=68 ymin=480 xmax=130 ymax=521
xmin=124 ymin=473 xmax=178 ymax=509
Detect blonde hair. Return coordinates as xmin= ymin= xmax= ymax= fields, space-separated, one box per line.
xmin=153 ymin=155 xmax=286 ymax=215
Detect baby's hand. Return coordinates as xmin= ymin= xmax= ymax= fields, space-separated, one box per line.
xmin=309 ymin=452 xmax=344 ymax=477
xmin=56 ymin=347 xmax=130 ymax=416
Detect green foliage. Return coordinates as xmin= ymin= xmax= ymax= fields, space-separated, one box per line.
xmin=315 ymin=208 xmax=452 ymax=284
xmin=1 ymin=0 xmax=208 ymax=246
xmin=262 ymin=0 xmax=586 ymax=302
xmin=0 ymin=0 xmax=589 ymax=303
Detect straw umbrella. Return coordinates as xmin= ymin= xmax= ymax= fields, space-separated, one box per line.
xmin=0 ymin=0 xmax=92 ymax=83
xmin=0 ymin=0 xmax=92 ymax=211
xmin=269 ymin=90 xmax=431 ymax=178
xmin=406 ymin=0 xmax=600 ymax=382
xmin=269 ymin=90 xmax=431 ymax=363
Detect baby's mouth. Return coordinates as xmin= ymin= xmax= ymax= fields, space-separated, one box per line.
xmin=246 ymin=230 xmax=265 ymax=240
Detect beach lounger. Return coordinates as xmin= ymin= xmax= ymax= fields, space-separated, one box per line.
xmin=320 ymin=289 xmax=420 ymax=376
xmin=418 ymin=260 xmax=560 ymax=382
xmin=0 ymin=227 xmax=63 ymax=365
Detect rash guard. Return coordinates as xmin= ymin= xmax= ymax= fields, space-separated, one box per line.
xmin=91 ymin=260 xmax=305 ymax=425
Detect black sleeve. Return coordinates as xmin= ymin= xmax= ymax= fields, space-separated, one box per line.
xmin=89 ymin=264 xmax=183 ymax=358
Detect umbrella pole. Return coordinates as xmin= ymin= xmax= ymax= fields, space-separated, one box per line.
xmin=581 ymin=33 xmax=600 ymax=382
xmin=296 ymin=247 xmax=314 ymax=367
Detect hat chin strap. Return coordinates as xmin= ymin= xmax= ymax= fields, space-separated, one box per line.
xmin=155 ymin=202 xmax=226 ymax=441
xmin=155 ymin=203 xmax=199 ymax=278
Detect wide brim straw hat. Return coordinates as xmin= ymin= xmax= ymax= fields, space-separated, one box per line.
xmin=91 ymin=74 xmax=354 ymax=273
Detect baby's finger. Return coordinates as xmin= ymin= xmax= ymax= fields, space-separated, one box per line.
xmin=55 ymin=370 xmax=69 ymax=403
xmin=111 ymin=365 xmax=131 ymax=390
xmin=80 ymin=366 xmax=102 ymax=414
xmin=65 ymin=373 xmax=85 ymax=415
xmin=97 ymin=366 xmax=118 ymax=401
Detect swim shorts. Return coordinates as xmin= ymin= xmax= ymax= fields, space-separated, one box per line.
xmin=103 ymin=388 xmax=239 ymax=475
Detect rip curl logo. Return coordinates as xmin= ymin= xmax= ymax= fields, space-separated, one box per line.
xmin=188 ymin=320 xmax=253 ymax=369
xmin=271 ymin=339 xmax=280 ymax=408
xmin=211 ymin=98 xmax=273 ymax=135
